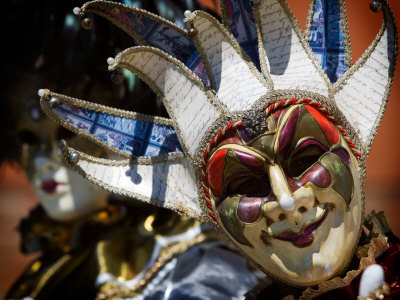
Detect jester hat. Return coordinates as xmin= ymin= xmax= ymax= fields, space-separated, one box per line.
xmin=40 ymin=0 xmax=397 ymax=225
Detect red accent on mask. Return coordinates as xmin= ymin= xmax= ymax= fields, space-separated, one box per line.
xmin=305 ymin=105 xmax=339 ymax=145
xmin=207 ymin=149 xmax=228 ymax=197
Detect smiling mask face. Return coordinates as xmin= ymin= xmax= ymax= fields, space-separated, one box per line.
xmin=206 ymin=104 xmax=363 ymax=286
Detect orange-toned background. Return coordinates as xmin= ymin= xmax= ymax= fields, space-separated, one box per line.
xmin=1 ymin=0 xmax=399 ymax=298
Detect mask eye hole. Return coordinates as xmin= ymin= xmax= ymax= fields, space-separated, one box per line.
xmin=288 ymin=145 xmax=326 ymax=178
xmin=225 ymin=175 xmax=270 ymax=197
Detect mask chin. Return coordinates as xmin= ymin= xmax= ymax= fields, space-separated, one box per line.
xmin=40 ymin=191 xmax=108 ymax=222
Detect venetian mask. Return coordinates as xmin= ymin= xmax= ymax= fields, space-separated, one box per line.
xmin=38 ymin=0 xmax=396 ymax=289
xmin=206 ymin=104 xmax=363 ymax=286
xmin=17 ymin=98 xmax=108 ymax=222
xmin=31 ymin=152 xmax=108 ymax=222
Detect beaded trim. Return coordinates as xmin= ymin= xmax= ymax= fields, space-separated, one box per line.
xmin=200 ymin=99 xmax=362 ymax=223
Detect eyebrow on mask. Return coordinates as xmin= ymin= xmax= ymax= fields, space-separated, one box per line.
xmin=292 ymin=139 xmax=330 ymax=157
xmin=304 ymin=105 xmax=339 ymax=145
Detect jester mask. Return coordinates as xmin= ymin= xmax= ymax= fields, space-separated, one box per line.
xmin=40 ymin=0 xmax=397 ymax=286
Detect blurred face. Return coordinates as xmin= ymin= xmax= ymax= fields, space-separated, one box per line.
xmin=18 ymin=107 xmax=108 ymax=221
xmin=31 ymin=154 xmax=107 ymax=221
xmin=206 ymin=104 xmax=363 ymax=286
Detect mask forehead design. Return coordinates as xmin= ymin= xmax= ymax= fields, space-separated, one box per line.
xmin=288 ymin=105 xmax=331 ymax=154
xmin=248 ymin=133 xmax=275 ymax=161
xmin=278 ymin=107 xmax=300 ymax=157
xmin=272 ymin=108 xmax=287 ymax=126
xmin=250 ymin=104 xmax=338 ymax=162
xmin=277 ymin=105 xmax=353 ymax=206
xmin=304 ymin=105 xmax=339 ymax=145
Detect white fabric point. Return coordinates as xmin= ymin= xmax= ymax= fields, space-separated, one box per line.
xmin=359 ymin=264 xmax=384 ymax=297
xmin=279 ymin=193 xmax=295 ymax=211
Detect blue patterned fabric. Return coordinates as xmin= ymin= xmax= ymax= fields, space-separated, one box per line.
xmin=92 ymin=3 xmax=210 ymax=86
xmin=223 ymin=0 xmax=260 ymax=70
xmin=53 ymin=103 xmax=182 ymax=157
xmin=308 ymin=0 xmax=347 ymax=83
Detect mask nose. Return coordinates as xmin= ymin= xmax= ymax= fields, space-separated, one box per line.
xmin=268 ymin=164 xmax=294 ymax=211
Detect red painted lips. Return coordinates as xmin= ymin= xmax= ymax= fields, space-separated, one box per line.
xmin=41 ymin=179 xmax=59 ymax=194
xmin=275 ymin=209 xmax=329 ymax=247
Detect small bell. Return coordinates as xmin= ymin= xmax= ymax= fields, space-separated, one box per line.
xmin=38 ymin=89 xmax=46 ymax=97
xmin=107 ymin=57 xmax=115 ymax=65
xmin=81 ymin=17 xmax=92 ymax=30
xmin=189 ymin=28 xmax=198 ymax=37
xmin=369 ymin=1 xmax=382 ymax=12
xmin=111 ymin=69 xmax=124 ymax=84
xmin=70 ymin=152 xmax=80 ymax=163
xmin=48 ymin=97 xmax=60 ymax=109
xmin=73 ymin=7 xmax=81 ymax=15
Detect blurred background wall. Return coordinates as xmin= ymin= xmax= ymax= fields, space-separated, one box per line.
xmin=1 ymin=0 xmax=399 ymax=298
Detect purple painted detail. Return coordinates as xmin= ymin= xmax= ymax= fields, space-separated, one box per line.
xmin=238 ymin=196 xmax=263 ymax=223
xmin=279 ymin=108 xmax=300 ymax=156
xmin=332 ymin=148 xmax=350 ymax=164
xmin=275 ymin=209 xmax=329 ymax=247
xmin=91 ymin=3 xmax=210 ymax=86
xmin=192 ymin=61 xmax=210 ymax=87
xmin=308 ymin=0 xmax=347 ymax=83
xmin=52 ymin=103 xmax=182 ymax=157
xmin=273 ymin=108 xmax=286 ymax=126
xmin=237 ymin=127 xmax=252 ymax=142
xmin=288 ymin=163 xmax=332 ymax=192
xmin=301 ymin=164 xmax=331 ymax=188
xmin=234 ymin=150 xmax=264 ymax=173
xmin=224 ymin=0 xmax=260 ymax=70
xmin=292 ymin=139 xmax=330 ymax=156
